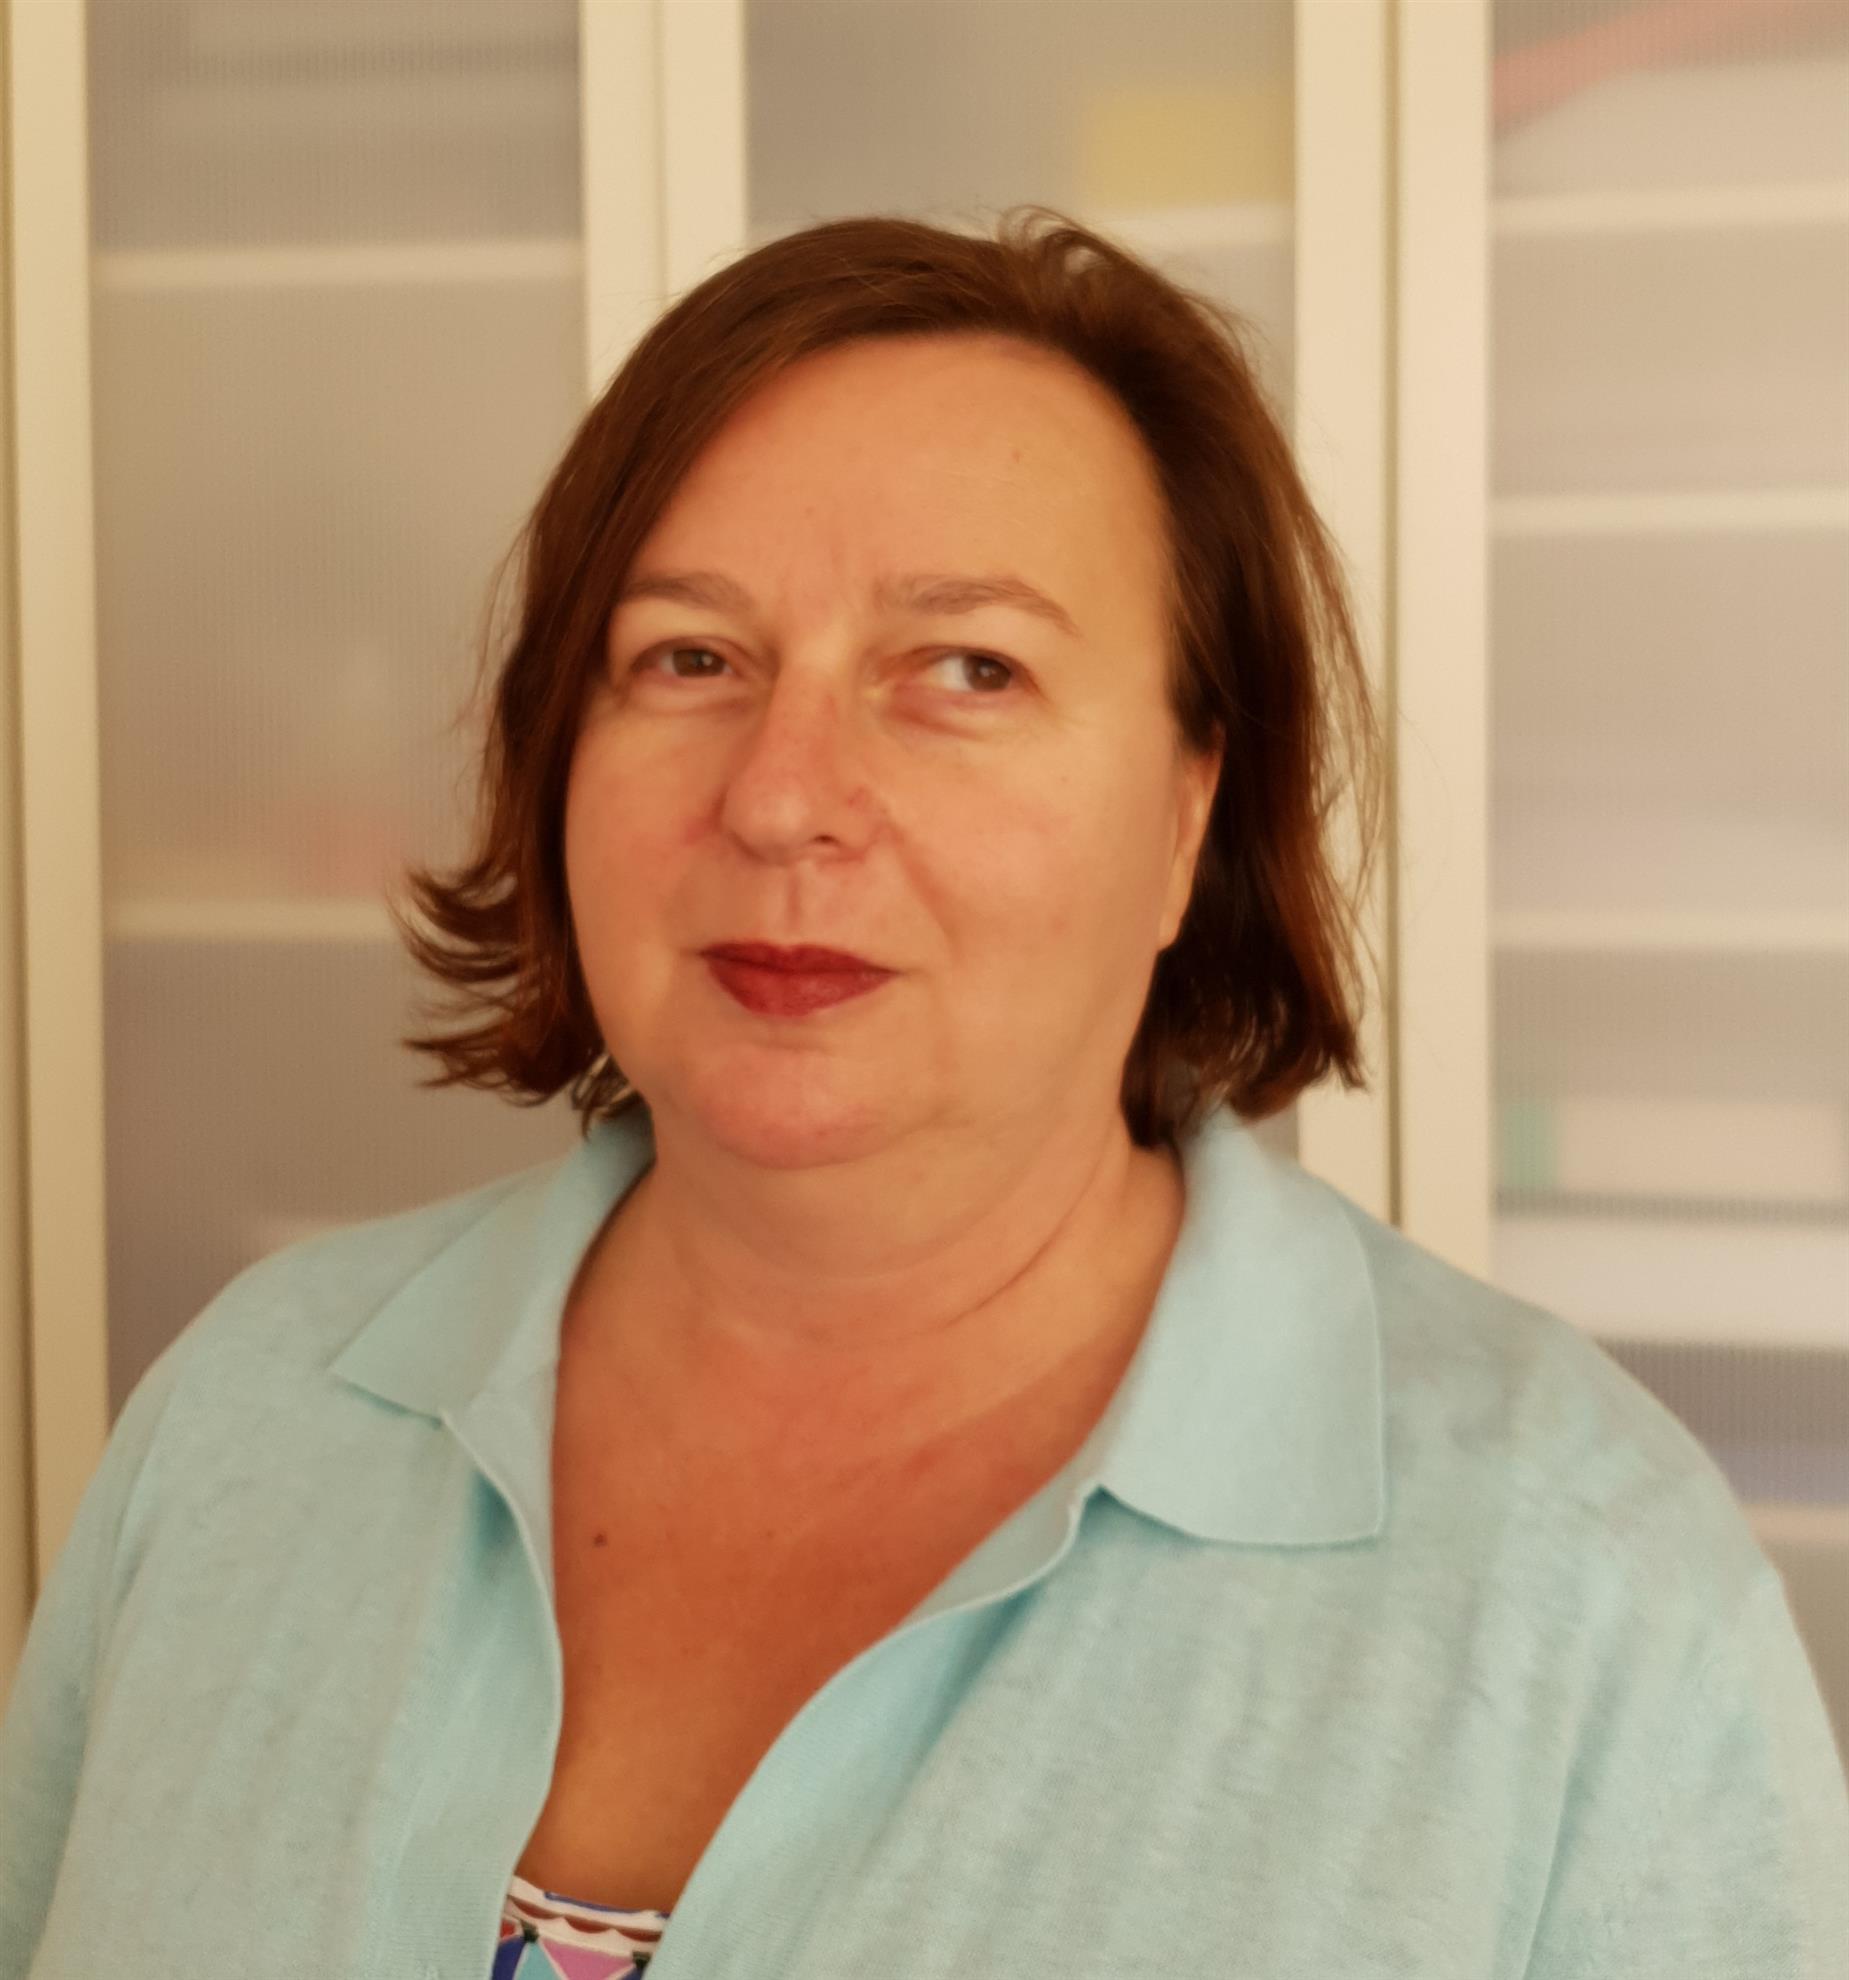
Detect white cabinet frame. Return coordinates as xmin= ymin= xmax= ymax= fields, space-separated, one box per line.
xmin=6 ymin=0 xmax=112 ymax=1611
xmin=1294 ymin=0 xmax=1394 ymax=1219
xmin=1392 ymin=0 xmax=1493 ymax=1274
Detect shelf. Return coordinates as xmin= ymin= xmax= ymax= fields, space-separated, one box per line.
xmin=79 ymin=182 xmax=1849 ymax=299
xmin=1499 ymin=1090 xmax=1849 ymax=1210
xmin=93 ymin=236 xmax=582 ymax=293
xmin=1494 ymin=1210 xmax=1849 ymax=1354
xmin=1086 ymin=200 xmax=1292 ymax=255
xmin=1496 ymin=911 xmax=1849 ymax=957
xmin=117 ymin=179 xmax=1838 ymax=297
xmin=107 ymin=896 xmax=399 ymax=944
xmin=1494 ymin=181 xmax=1849 ymax=238
xmin=1492 ymin=55 xmax=1849 ymax=202
xmin=84 ymin=182 xmax=1848 ymax=298
xmin=1493 ymin=487 xmax=1849 ymax=536
xmin=1493 ymin=800 xmax=1849 ymax=924
xmin=1750 ymin=1499 xmax=1849 ymax=1552
xmin=749 ymin=200 xmax=1295 ymax=265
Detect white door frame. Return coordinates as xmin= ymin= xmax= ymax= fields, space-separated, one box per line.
xmin=1293 ymin=0 xmax=1394 ymax=1221
xmin=1392 ymin=0 xmax=1492 ymax=1274
xmin=6 ymin=0 xmax=112 ymax=1602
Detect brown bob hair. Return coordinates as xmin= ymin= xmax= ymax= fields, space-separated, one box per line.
xmin=390 ymin=205 xmax=1385 ymax=1152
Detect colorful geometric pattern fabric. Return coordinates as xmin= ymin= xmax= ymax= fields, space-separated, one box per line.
xmin=490 ymin=1871 xmax=670 ymax=1976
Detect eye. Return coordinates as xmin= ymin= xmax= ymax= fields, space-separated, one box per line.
xmin=629 ymin=643 xmax=1019 ymax=696
xmin=633 ymin=643 xmax=730 ymax=682
xmin=926 ymin=649 xmax=1018 ymax=696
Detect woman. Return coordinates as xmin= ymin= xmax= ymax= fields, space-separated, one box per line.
xmin=3 ymin=209 xmax=1844 ymax=1980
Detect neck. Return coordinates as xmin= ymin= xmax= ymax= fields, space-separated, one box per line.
xmin=562 ymin=1106 xmax=1185 ymax=1484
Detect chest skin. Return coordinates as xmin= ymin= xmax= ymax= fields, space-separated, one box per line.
xmin=514 ymin=1423 xmax=1048 ymax=1915
xmin=512 ymin=1150 xmax=1186 ymax=1915
xmin=518 ymin=1148 xmax=1187 ymax=1916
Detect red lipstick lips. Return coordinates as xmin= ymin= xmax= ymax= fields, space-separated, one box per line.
xmin=701 ymin=941 xmax=894 ymax=1017
xmin=704 ymin=941 xmax=880 ymax=972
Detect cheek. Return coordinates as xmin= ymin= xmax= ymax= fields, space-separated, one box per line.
xmin=922 ymin=793 xmax=1096 ymax=953
xmin=968 ymin=777 xmax=1172 ymax=956
xmin=562 ymin=763 xmax=615 ymax=919
xmin=563 ymin=747 xmax=687 ymax=933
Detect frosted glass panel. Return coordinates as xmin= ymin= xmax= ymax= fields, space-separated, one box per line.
xmin=1487 ymin=1 xmax=1849 ymax=1758
xmin=89 ymin=4 xmax=582 ymax=250
xmin=747 ymin=0 xmax=1295 ymax=410
xmin=746 ymin=0 xmax=1298 ymax=1161
xmin=87 ymin=2 xmax=590 ymax=1413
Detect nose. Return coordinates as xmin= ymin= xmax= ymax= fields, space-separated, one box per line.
xmin=717 ymin=667 xmax=879 ymax=860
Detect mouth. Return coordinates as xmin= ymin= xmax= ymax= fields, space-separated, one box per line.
xmin=701 ymin=944 xmax=896 ymax=1018
xmin=701 ymin=942 xmax=888 ymax=974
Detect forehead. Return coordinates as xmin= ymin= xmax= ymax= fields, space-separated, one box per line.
xmin=629 ymin=333 xmax=1170 ymax=624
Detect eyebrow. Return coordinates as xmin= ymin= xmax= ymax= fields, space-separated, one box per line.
xmin=614 ymin=568 xmax=1081 ymax=639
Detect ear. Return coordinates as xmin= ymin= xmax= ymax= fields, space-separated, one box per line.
xmin=1158 ymin=727 xmax=1225 ymax=952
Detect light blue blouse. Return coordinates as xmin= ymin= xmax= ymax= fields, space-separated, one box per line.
xmin=3 ymin=1100 xmax=1845 ymax=1978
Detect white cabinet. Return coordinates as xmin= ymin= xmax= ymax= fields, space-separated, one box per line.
xmin=4 ymin=0 xmax=1843 ymax=1752
xmin=1518 ymin=2 xmax=1849 ymax=1713
xmin=1397 ymin=0 xmax=1849 ymax=1758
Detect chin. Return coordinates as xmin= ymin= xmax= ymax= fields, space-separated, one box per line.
xmin=664 ymin=1058 xmax=909 ymax=1167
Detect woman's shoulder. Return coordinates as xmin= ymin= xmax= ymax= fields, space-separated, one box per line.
xmin=168 ymin=1149 xmax=566 ymax=1382
xmin=1324 ymin=1184 xmax=1774 ymax=1615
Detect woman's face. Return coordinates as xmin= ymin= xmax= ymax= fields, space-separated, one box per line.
xmin=564 ymin=330 xmax=1223 ymax=1165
